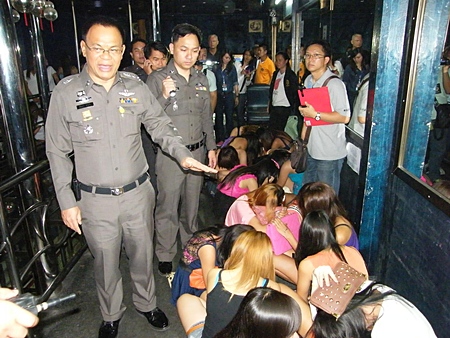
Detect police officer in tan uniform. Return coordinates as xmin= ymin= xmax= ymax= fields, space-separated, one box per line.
xmin=45 ymin=16 xmax=216 ymax=338
xmin=146 ymin=23 xmax=216 ymax=275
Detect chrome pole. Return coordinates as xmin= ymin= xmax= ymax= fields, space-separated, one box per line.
xmin=72 ymin=1 xmax=80 ymax=72
xmin=0 ymin=0 xmax=42 ymax=291
xmin=128 ymin=0 xmax=133 ymax=41
xmin=29 ymin=15 xmax=50 ymax=112
xmin=151 ymin=0 xmax=161 ymax=41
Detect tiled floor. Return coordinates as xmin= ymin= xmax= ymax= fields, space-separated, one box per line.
xmin=31 ymin=187 xmax=216 ymax=338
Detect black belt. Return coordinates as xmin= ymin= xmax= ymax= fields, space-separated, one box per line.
xmin=186 ymin=139 xmax=205 ymax=151
xmin=79 ymin=173 xmax=148 ymax=196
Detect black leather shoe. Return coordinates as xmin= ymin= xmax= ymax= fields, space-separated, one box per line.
xmin=158 ymin=261 xmax=172 ymax=275
xmin=98 ymin=319 xmax=120 ymax=338
xmin=136 ymin=307 xmax=169 ymax=331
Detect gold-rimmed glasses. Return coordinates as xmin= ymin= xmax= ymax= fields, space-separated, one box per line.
xmin=85 ymin=44 xmax=123 ymax=56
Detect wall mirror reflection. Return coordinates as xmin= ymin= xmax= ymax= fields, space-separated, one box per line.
xmin=399 ymin=14 xmax=450 ymax=209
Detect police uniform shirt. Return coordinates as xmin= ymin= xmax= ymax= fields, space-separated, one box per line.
xmin=46 ymin=67 xmax=191 ymax=210
xmin=146 ymin=59 xmax=216 ymax=151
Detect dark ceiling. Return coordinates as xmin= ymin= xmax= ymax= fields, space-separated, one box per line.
xmin=63 ymin=0 xmax=273 ymax=16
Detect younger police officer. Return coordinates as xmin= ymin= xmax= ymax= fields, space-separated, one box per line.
xmin=147 ymin=24 xmax=216 ymax=276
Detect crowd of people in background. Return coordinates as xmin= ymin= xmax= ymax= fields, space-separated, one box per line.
xmin=6 ymin=16 xmax=440 ymax=338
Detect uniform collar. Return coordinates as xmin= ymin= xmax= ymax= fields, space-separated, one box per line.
xmin=80 ymin=66 xmax=122 ymax=93
xmin=165 ymin=59 xmax=197 ymax=78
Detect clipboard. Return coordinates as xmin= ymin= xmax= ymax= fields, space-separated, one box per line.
xmin=298 ymin=87 xmax=333 ymax=126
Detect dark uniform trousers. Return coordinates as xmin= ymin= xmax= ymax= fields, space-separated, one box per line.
xmin=154 ymin=146 xmax=205 ymax=262
xmin=79 ymin=179 xmax=156 ymax=321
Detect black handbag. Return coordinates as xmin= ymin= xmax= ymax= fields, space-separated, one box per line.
xmin=290 ymin=126 xmax=311 ymax=173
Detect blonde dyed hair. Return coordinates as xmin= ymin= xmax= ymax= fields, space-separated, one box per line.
xmin=247 ymin=183 xmax=284 ymax=223
xmin=224 ymin=231 xmax=275 ymax=291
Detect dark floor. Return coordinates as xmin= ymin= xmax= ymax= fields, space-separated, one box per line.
xmin=30 ymin=186 xmax=216 ymax=338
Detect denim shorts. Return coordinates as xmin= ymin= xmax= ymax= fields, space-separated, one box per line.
xmin=187 ymin=321 xmax=204 ymax=338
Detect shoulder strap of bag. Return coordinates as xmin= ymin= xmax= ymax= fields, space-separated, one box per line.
xmin=322 ymin=75 xmax=340 ymax=87
xmin=357 ymin=76 xmax=370 ymax=91
xmin=303 ymin=126 xmax=312 ymax=144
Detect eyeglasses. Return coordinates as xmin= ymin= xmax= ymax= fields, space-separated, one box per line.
xmin=85 ymin=44 xmax=123 ymax=56
xmin=304 ymin=53 xmax=325 ymax=60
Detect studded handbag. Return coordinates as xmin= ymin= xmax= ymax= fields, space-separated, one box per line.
xmin=309 ymin=261 xmax=367 ymax=319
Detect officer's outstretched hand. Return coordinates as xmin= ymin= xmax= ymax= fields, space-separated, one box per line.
xmin=181 ymin=157 xmax=218 ymax=174
xmin=0 ymin=288 xmax=39 ymax=338
xmin=61 ymin=206 xmax=82 ymax=235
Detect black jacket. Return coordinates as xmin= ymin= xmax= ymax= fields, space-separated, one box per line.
xmin=269 ymin=68 xmax=300 ymax=113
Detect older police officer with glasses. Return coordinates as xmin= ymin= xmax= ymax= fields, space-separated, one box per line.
xmin=46 ymin=16 xmax=216 ymax=338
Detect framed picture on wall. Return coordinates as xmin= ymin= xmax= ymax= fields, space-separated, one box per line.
xmin=249 ymin=20 xmax=263 ymax=33
xmin=281 ymin=20 xmax=291 ymax=32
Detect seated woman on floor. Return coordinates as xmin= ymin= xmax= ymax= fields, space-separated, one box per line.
xmin=177 ymin=231 xmax=312 ymax=338
xmin=225 ymin=183 xmax=301 ymax=284
xmin=307 ymin=282 xmax=436 ymax=338
xmin=219 ymin=132 xmax=262 ymax=166
xmin=216 ymin=146 xmax=241 ymax=184
xmin=217 ymin=157 xmax=281 ymax=198
xmin=256 ymin=127 xmax=304 ymax=194
xmin=256 ymin=127 xmax=294 ymax=152
xmin=213 ymin=147 xmax=244 ymax=222
xmin=294 ymin=210 xmax=368 ymax=303
xmin=171 ymin=224 xmax=253 ymax=305
xmin=293 ymin=181 xmax=359 ymax=249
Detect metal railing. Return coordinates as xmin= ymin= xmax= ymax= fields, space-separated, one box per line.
xmin=0 ymin=159 xmax=86 ymax=303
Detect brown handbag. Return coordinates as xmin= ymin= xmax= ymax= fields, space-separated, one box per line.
xmin=309 ymin=261 xmax=367 ymax=319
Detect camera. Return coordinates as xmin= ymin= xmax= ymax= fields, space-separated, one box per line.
xmin=440 ymin=59 xmax=450 ymax=66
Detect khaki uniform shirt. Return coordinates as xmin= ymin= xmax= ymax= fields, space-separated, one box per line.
xmin=146 ymin=60 xmax=216 ymax=151
xmin=46 ymin=67 xmax=191 ymax=210
xmin=123 ymin=65 xmax=148 ymax=83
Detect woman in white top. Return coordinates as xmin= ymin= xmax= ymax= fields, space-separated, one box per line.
xmin=307 ymin=282 xmax=437 ymax=338
xmin=268 ymin=51 xmax=300 ymax=132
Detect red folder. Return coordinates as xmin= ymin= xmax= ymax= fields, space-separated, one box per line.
xmin=298 ymin=87 xmax=332 ymax=126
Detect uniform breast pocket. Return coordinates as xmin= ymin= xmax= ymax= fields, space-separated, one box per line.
xmin=119 ymin=104 xmax=144 ymax=137
xmin=194 ymin=91 xmax=208 ymax=111
xmin=68 ymin=109 xmax=104 ymax=143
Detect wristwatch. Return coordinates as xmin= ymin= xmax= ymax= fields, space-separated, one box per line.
xmin=315 ymin=112 xmax=321 ymax=121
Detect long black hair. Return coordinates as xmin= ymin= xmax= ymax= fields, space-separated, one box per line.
xmin=219 ymin=50 xmax=235 ymax=73
xmin=214 ymin=287 xmax=301 ymax=338
xmin=348 ymin=47 xmax=369 ymax=72
xmin=307 ymin=283 xmax=399 ymax=338
xmin=218 ymin=157 xmax=280 ymax=191
xmin=294 ymin=210 xmax=347 ymax=267
xmin=215 ymin=224 xmax=254 ymax=267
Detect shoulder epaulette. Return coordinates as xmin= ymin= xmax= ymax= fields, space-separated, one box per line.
xmin=120 ymin=71 xmax=141 ymax=81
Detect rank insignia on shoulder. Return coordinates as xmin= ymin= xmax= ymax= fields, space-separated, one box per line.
xmin=62 ymin=77 xmax=74 ymax=85
xmin=82 ymin=110 xmax=93 ymax=121
xmin=119 ymin=97 xmax=138 ymax=104
xmin=120 ymin=72 xmax=139 ymax=80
